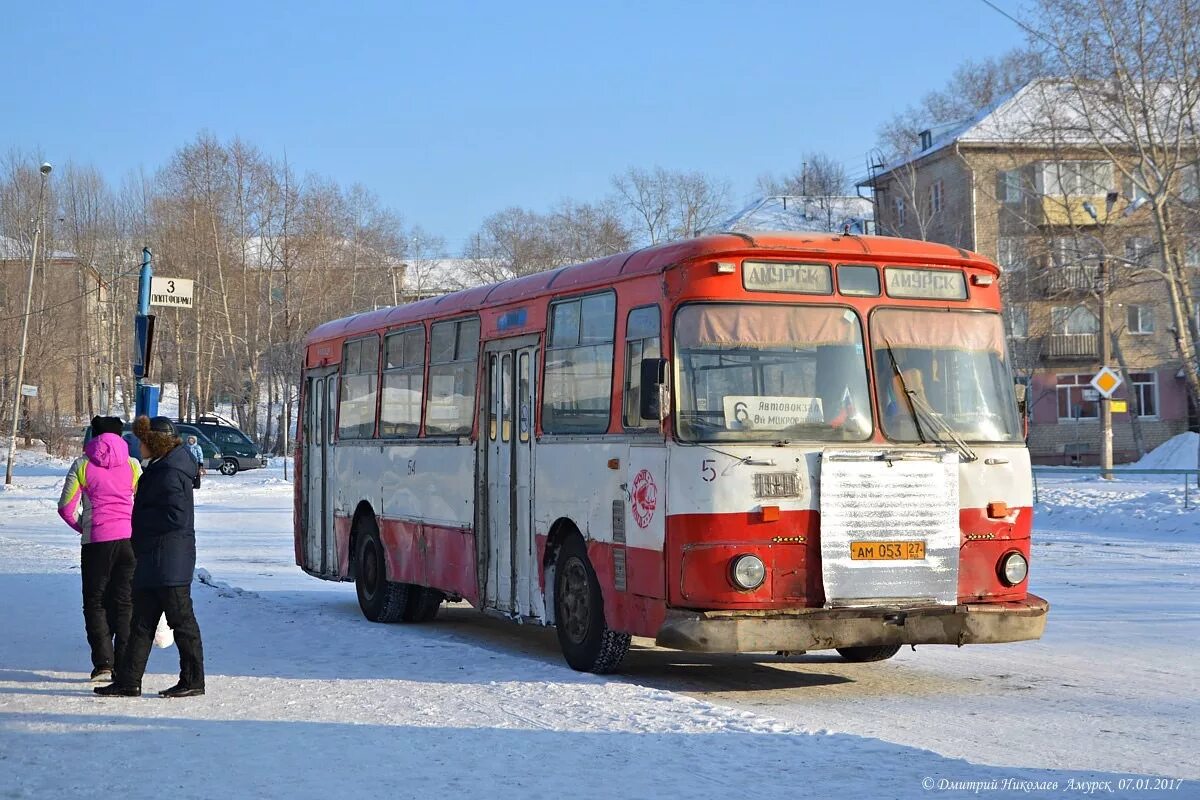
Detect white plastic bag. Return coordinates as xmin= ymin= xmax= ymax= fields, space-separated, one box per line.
xmin=153 ymin=613 xmax=175 ymax=649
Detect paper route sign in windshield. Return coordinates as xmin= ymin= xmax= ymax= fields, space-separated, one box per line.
xmin=723 ymin=396 xmax=824 ymax=430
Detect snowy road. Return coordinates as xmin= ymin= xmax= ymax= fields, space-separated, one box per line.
xmin=1 ymin=454 xmax=1195 ymax=799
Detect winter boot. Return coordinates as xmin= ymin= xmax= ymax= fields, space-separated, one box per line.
xmin=90 ymin=667 xmax=113 ymax=683
xmin=93 ymin=682 xmax=140 ymax=697
xmin=158 ymin=682 xmax=205 ymax=698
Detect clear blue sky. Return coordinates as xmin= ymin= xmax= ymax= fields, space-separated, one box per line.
xmin=3 ymin=0 xmax=1026 ymax=252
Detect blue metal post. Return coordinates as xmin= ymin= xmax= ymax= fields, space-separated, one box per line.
xmin=134 ymin=248 xmax=159 ymax=418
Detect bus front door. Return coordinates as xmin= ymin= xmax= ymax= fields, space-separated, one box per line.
xmin=482 ymin=339 xmax=538 ymax=616
xmin=303 ymin=370 xmax=337 ymax=577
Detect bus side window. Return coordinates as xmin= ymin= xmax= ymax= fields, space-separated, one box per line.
xmin=338 ymin=335 xmax=380 ymax=439
xmin=543 ymin=292 xmax=616 ymax=434
xmin=425 ymin=317 xmax=480 ymax=436
xmin=380 ymin=327 xmax=425 ymax=437
xmin=623 ymin=305 xmax=661 ymax=429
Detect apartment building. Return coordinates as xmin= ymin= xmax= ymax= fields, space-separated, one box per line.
xmin=861 ymin=80 xmax=1200 ymax=463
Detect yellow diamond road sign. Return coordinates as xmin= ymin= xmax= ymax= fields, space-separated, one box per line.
xmin=1091 ymin=366 xmax=1123 ymax=398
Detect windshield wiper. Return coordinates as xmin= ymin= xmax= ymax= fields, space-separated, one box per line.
xmin=884 ymin=340 xmax=978 ymax=463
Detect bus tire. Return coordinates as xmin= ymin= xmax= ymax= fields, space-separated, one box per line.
xmin=554 ymin=534 xmax=630 ymax=674
xmin=403 ymin=587 xmax=443 ymax=622
xmin=355 ymin=525 xmax=408 ymax=623
xmin=836 ymin=644 xmax=902 ymax=663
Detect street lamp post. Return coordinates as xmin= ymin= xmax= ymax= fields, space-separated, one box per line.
xmin=4 ymin=162 xmax=52 ymax=486
xmin=1083 ymin=191 xmax=1119 ymax=480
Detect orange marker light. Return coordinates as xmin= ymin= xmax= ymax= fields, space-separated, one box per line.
xmin=760 ymin=505 xmax=781 ymax=523
xmin=987 ymin=501 xmax=1009 ymax=519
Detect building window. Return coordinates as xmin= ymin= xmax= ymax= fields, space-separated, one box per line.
xmin=929 ymin=180 xmax=943 ymax=215
xmin=997 ymin=237 xmax=1028 ymax=271
xmin=893 ymin=196 xmax=906 ymax=228
xmin=1125 ymin=236 xmax=1157 ymax=264
xmin=380 ymin=327 xmax=425 ymax=437
xmin=1051 ymin=305 xmax=1099 ymax=335
xmin=1130 ymin=371 xmax=1158 ymax=417
xmin=338 ymin=335 xmax=380 ymax=439
xmin=424 ymin=317 xmax=479 ymax=436
xmin=1125 ymin=167 xmax=1152 ymax=202
xmin=1038 ymin=161 xmax=1113 ymax=197
xmin=1180 ymin=164 xmax=1199 ymax=203
xmin=1126 ymin=305 xmax=1154 ymax=334
xmin=1057 ymin=374 xmax=1099 ymax=421
xmin=1000 ymin=169 xmax=1023 ymax=203
xmin=1005 ymin=306 xmax=1029 ymax=338
xmin=623 ymin=305 xmax=661 ymax=429
xmin=543 ymin=292 xmax=616 ymax=434
xmin=1184 ymin=238 xmax=1200 ymax=267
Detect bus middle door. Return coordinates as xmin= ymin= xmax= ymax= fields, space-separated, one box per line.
xmin=482 ymin=336 xmax=539 ymax=616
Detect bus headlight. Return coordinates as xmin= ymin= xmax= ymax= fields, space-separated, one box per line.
xmin=730 ymin=554 xmax=766 ymax=590
xmin=998 ymin=551 xmax=1028 ymax=586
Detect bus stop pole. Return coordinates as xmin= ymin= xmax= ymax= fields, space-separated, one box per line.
xmin=134 ymin=248 xmax=159 ymax=419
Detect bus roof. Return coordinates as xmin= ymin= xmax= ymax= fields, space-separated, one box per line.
xmin=305 ymin=232 xmax=995 ymax=347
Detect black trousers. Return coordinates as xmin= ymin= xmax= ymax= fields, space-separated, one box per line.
xmin=117 ymin=585 xmax=205 ymax=690
xmin=80 ymin=539 xmax=135 ymax=670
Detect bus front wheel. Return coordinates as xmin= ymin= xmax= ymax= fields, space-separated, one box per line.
xmin=355 ymin=524 xmax=408 ymax=623
xmin=836 ymin=644 xmax=902 ymax=663
xmin=554 ymin=535 xmax=630 ymax=674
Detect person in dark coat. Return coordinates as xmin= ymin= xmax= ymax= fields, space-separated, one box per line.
xmin=95 ymin=416 xmax=206 ymax=698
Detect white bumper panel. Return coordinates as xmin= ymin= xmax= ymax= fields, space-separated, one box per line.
xmin=819 ymin=449 xmax=960 ymax=607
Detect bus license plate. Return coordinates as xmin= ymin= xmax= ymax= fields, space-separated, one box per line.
xmin=849 ymin=540 xmax=926 ymax=560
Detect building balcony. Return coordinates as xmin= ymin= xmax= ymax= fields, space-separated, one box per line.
xmin=1042 ymin=265 xmax=1102 ymax=296
xmin=1044 ymin=333 xmax=1099 ymax=359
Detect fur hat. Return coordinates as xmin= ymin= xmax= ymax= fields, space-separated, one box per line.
xmin=133 ymin=415 xmax=182 ymax=459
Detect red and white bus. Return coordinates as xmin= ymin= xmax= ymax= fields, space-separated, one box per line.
xmin=295 ymin=232 xmax=1048 ymax=673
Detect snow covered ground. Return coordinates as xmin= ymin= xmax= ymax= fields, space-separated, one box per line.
xmin=0 ymin=449 xmax=1195 ymax=799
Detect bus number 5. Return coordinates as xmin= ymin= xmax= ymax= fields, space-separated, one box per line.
xmin=701 ymin=459 xmax=717 ymax=483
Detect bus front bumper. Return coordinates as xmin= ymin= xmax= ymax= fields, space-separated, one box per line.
xmin=655 ymin=594 xmax=1049 ymax=653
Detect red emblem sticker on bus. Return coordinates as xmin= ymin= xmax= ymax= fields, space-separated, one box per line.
xmin=631 ymin=469 xmax=657 ymax=528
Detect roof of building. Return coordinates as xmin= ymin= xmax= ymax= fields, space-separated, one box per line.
xmin=400 ymin=257 xmax=482 ymax=297
xmin=862 ymin=78 xmax=1200 ymax=184
xmin=307 ymin=231 xmax=991 ymax=346
xmin=0 ymin=234 xmax=77 ymax=261
xmin=714 ymin=195 xmax=874 ymax=236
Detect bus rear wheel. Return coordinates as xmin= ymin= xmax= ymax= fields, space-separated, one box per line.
xmin=836 ymin=644 xmax=902 ymax=663
xmin=355 ymin=524 xmax=408 ymax=623
xmin=404 ymin=586 xmax=443 ymax=622
xmin=554 ymin=535 xmax=630 ymax=674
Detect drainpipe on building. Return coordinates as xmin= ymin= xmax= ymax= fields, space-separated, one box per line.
xmin=953 ymin=143 xmax=978 ymax=252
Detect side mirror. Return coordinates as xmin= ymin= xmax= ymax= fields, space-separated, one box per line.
xmin=1014 ymin=381 xmax=1029 ymax=438
xmin=639 ymin=358 xmax=669 ymax=421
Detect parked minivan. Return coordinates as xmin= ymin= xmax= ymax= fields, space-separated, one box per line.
xmin=185 ymin=416 xmax=267 ymax=475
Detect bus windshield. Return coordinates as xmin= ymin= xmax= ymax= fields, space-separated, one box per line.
xmin=674 ymin=303 xmax=873 ymax=442
xmin=872 ymin=308 xmax=1021 ymax=444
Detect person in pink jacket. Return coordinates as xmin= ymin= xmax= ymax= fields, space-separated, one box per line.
xmin=58 ymin=416 xmax=143 ymax=681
